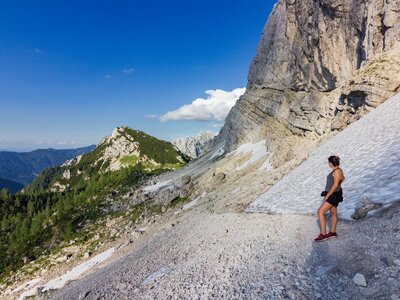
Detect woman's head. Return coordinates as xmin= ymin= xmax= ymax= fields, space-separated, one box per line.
xmin=328 ymin=155 xmax=340 ymax=167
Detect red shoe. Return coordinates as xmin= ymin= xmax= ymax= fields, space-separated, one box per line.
xmin=326 ymin=232 xmax=338 ymax=239
xmin=314 ymin=233 xmax=328 ymax=242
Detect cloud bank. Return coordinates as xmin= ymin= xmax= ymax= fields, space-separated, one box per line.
xmin=158 ymin=87 xmax=245 ymax=122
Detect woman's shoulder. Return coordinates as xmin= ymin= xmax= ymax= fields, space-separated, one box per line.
xmin=333 ymin=168 xmax=344 ymax=175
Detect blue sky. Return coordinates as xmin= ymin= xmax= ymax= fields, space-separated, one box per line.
xmin=0 ymin=0 xmax=275 ymax=151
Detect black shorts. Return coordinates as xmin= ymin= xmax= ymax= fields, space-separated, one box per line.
xmin=326 ymin=189 xmax=343 ymax=207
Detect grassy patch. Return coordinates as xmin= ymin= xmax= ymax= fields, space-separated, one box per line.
xmin=170 ymin=196 xmax=188 ymax=207
xmin=147 ymin=203 xmax=164 ymax=214
xmin=120 ymin=155 xmax=138 ymax=166
xmin=130 ymin=203 xmax=145 ymax=223
xmin=122 ymin=128 xmax=191 ymax=165
xmin=162 ymin=162 xmax=185 ymax=170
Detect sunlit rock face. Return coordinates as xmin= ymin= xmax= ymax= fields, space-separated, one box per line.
xmin=212 ymin=0 xmax=400 ymax=167
xmin=172 ymin=131 xmax=216 ymax=159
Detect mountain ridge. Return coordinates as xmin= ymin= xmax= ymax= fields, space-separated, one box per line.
xmin=24 ymin=126 xmax=190 ymax=194
xmin=172 ymin=131 xmax=216 ymax=159
xmin=0 ymin=145 xmax=95 ymax=185
xmin=0 ymin=177 xmax=24 ymax=194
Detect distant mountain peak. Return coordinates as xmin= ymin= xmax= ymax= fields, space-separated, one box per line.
xmin=172 ymin=131 xmax=216 ymax=159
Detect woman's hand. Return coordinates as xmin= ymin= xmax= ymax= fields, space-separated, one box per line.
xmin=325 ymin=169 xmax=341 ymax=201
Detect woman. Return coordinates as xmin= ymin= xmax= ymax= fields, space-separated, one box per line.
xmin=314 ymin=155 xmax=345 ymax=242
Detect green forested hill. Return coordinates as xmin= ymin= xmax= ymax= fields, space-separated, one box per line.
xmin=0 ymin=126 xmax=190 ymax=281
xmin=24 ymin=126 xmax=190 ymax=194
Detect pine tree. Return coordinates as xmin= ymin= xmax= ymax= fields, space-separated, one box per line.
xmin=45 ymin=198 xmax=51 ymax=219
xmin=1 ymin=215 xmax=9 ymax=231
xmin=0 ymin=188 xmax=10 ymax=202
xmin=30 ymin=212 xmax=44 ymax=244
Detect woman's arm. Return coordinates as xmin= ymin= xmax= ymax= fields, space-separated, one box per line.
xmin=324 ymin=170 xmax=342 ymax=201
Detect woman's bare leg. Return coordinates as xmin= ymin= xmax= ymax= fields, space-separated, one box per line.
xmin=329 ymin=207 xmax=338 ymax=233
xmin=317 ymin=202 xmax=333 ymax=235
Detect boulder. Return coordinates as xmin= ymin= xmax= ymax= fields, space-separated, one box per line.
xmin=181 ymin=174 xmax=192 ymax=185
xmin=353 ymin=273 xmax=367 ymax=287
xmin=352 ymin=207 xmax=368 ymax=220
xmin=78 ymin=290 xmax=91 ymax=300
xmin=352 ymin=197 xmax=382 ymax=219
xmin=180 ymin=175 xmax=194 ymax=198
xmin=380 ymin=256 xmax=396 ymax=267
xmin=213 ymin=172 xmax=226 ymax=183
xmin=394 ymin=259 xmax=400 ymax=267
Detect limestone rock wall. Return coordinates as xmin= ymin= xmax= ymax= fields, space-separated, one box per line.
xmin=172 ymin=131 xmax=216 ymax=159
xmin=212 ymin=0 xmax=400 ymax=167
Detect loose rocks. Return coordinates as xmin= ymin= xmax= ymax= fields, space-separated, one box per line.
xmin=353 ymin=273 xmax=367 ymax=287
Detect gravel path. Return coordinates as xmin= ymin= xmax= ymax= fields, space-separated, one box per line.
xmin=45 ymin=202 xmax=400 ymax=300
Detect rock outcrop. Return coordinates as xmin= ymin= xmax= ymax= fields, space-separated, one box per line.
xmin=172 ymin=131 xmax=216 ymax=159
xmin=212 ymin=0 xmax=400 ymax=168
xmin=351 ymin=197 xmax=383 ymax=220
xmin=179 ymin=175 xmax=194 ymax=198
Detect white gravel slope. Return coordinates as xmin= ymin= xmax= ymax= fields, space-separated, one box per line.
xmin=47 ymin=205 xmax=400 ymax=300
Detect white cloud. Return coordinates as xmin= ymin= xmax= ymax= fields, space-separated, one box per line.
xmin=123 ymin=68 xmax=135 ymax=74
xmin=56 ymin=141 xmax=75 ymax=145
xmin=34 ymin=48 xmax=43 ymax=54
xmin=158 ymin=87 xmax=245 ymax=122
xmin=211 ymin=123 xmax=224 ymax=128
xmin=145 ymin=114 xmax=158 ymax=119
xmin=105 ymin=74 xmax=113 ymax=79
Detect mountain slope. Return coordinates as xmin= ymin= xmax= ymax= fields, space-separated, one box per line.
xmin=14 ymin=98 xmax=400 ymax=298
xmin=9 ymin=100 xmax=400 ymax=298
xmin=25 ymin=126 xmax=190 ymax=193
xmin=3 ymin=1 xmax=400 ymax=298
xmin=0 ymin=145 xmax=95 ymax=185
xmin=247 ymin=92 xmax=400 ymax=219
xmin=0 ymin=126 xmax=191 ymax=283
xmin=0 ymin=177 xmax=24 ymax=194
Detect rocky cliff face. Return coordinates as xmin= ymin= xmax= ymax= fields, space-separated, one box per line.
xmin=213 ymin=0 xmax=400 ymax=167
xmin=172 ymin=131 xmax=216 ymax=159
